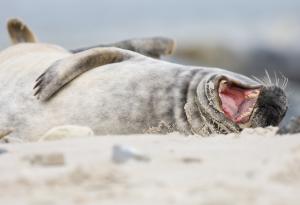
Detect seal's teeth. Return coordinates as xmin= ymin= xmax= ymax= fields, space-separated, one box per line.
xmin=246 ymin=92 xmax=260 ymax=99
xmin=248 ymin=104 xmax=255 ymax=111
xmin=240 ymin=111 xmax=250 ymax=118
xmin=235 ymin=103 xmax=256 ymax=122
xmin=246 ymin=94 xmax=256 ymax=99
xmin=235 ymin=112 xmax=250 ymax=122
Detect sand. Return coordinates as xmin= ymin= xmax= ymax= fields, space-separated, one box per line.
xmin=0 ymin=128 xmax=300 ymax=205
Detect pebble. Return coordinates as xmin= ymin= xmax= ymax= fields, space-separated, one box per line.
xmin=112 ymin=144 xmax=150 ymax=164
xmin=181 ymin=157 xmax=202 ymax=164
xmin=0 ymin=148 xmax=8 ymax=155
xmin=24 ymin=152 xmax=65 ymax=166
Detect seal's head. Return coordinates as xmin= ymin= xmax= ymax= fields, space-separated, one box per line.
xmin=195 ymin=70 xmax=288 ymax=135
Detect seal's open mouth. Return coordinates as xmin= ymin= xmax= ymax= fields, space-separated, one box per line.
xmin=218 ymin=80 xmax=260 ymax=124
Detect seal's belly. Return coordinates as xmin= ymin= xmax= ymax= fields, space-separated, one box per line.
xmin=41 ymin=60 xmax=181 ymax=135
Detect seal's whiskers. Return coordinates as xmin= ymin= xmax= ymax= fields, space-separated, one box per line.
xmin=252 ymin=70 xmax=288 ymax=90
xmin=251 ymin=75 xmax=266 ymax=86
xmin=279 ymin=72 xmax=288 ymax=90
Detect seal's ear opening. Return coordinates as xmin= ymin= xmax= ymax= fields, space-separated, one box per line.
xmin=250 ymin=86 xmax=288 ymax=127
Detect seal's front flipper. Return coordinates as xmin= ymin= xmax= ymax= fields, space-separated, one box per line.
xmin=7 ymin=18 xmax=38 ymax=44
xmin=34 ymin=47 xmax=136 ymax=101
xmin=0 ymin=128 xmax=14 ymax=143
xmin=71 ymin=37 xmax=175 ymax=59
xmin=0 ymin=128 xmax=13 ymax=139
xmin=39 ymin=125 xmax=94 ymax=141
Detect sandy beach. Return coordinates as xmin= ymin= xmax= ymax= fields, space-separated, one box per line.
xmin=0 ymin=128 xmax=299 ymax=205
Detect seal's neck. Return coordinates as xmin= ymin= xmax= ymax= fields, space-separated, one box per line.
xmin=173 ymin=69 xmax=211 ymax=135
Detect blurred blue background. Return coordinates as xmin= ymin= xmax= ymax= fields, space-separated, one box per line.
xmin=1 ymin=0 xmax=300 ymax=124
xmin=1 ymin=0 xmax=299 ymax=49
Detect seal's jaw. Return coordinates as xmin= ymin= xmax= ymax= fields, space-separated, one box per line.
xmin=218 ymin=80 xmax=261 ymax=124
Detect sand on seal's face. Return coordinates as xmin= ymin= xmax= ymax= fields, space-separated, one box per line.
xmin=0 ymin=128 xmax=299 ymax=205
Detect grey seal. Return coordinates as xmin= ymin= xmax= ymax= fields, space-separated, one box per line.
xmin=0 ymin=18 xmax=288 ymax=141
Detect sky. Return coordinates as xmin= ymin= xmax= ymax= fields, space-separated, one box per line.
xmin=0 ymin=0 xmax=300 ymax=49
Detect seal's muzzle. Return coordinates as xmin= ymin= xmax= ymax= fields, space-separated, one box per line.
xmin=216 ymin=78 xmax=287 ymax=129
xmin=250 ymin=86 xmax=288 ymax=127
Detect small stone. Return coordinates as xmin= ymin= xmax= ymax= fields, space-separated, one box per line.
xmin=181 ymin=157 xmax=202 ymax=164
xmin=24 ymin=152 xmax=65 ymax=166
xmin=0 ymin=148 xmax=8 ymax=155
xmin=112 ymin=144 xmax=150 ymax=164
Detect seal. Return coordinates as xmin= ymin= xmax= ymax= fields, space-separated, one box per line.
xmin=0 ymin=18 xmax=288 ymax=141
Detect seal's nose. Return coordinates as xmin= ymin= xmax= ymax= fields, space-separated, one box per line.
xmin=251 ymin=86 xmax=288 ymax=127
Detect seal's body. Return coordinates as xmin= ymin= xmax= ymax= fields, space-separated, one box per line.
xmin=0 ymin=19 xmax=288 ymax=141
xmin=0 ymin=43 xmax=198 ymax=138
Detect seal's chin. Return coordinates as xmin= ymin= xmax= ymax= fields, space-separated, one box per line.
xmin=218 ymin=80 xmax=260 ymax=124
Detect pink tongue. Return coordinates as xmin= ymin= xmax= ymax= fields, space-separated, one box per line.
xmin=219 ymin=85 xmax=257 ymax=123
